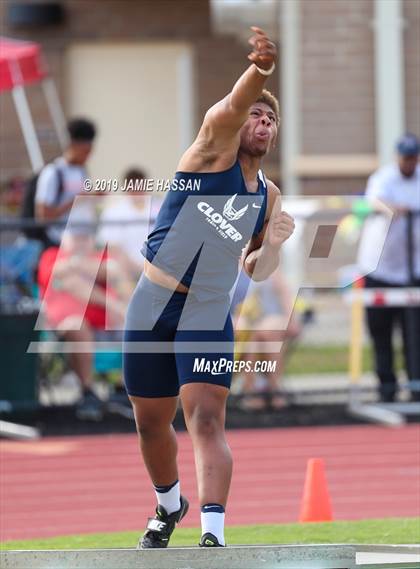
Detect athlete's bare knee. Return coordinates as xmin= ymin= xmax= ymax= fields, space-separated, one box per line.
xmin=187 ymin=408 xmax=223 ymax=439
xmin=129 ymin=396 xmax=177 ymax=439
xmin=181 ymin=384 xmax=228 ymax=439
xmin=140 ymin=427 xmax=164 ymax=443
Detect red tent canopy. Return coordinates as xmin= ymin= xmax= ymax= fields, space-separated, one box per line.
xmin=0 ymin=37 xmax=46 ymax=92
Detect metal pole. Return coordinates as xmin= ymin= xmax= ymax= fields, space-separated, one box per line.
xmin=405 ymin=211 xmax=420 ymax=400
xmin=280 ymin=0 xmax=303 ymax=291
xmin=374 ymin=0 xmax=405 ymax=165
xmin=11 ymin=85 xmax=45 ymax=172
xmin=8 ymin=58 xmax=44 ymax=172
xmin=280 ymin=0 xmax=301 ymax=197
xmin=407 ymin=211 xmax=415 ymax=284
xmin=42 ymin=77 xmax=69 ymax=151
xmin=349 ymin=280 xmax=364 ymax=388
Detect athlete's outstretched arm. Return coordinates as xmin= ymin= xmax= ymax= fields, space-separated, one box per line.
xmin=203 ymin=27 xmax=277 ymax=137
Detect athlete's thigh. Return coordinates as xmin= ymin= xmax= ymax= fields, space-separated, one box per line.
xmin=123 ymin=334 xmax=179 ymax=398
xmin=174 ymin=299 xmax=234 ymax=390
xmin=123 ymin=275 xmax=180 ymax=398
xmin=129 ymin=394 xmax=179 ymax=429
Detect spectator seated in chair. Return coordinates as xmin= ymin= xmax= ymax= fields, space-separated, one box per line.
xmin=37 ymin=228 xmax=132 ymax=420
xmin=233 ymin=268 xmax=301 ymax=411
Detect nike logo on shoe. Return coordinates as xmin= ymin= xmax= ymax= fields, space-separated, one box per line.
xmin=199 ymin=532 xmax=224 ymax=547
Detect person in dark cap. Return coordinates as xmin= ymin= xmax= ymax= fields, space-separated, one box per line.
xmin=396 ymin=133 xmax=420 ymax=178
xmin=358 ymin=133 xmax=420 ymax=402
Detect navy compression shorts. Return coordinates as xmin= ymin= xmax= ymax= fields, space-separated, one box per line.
xmin=123 ymin=274 xmax=234 ymax=398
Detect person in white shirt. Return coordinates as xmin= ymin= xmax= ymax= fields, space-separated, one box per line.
xmin=359 ymin=133 xmax=420 ymax=402
xmin=97 ymin=168 xmax=152 ymax=286
xmin=35 ymin=118 xmax=97 ymax=245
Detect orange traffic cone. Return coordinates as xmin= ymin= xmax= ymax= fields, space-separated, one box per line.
xmin=299 ymin=458 xmax=333 ymax=523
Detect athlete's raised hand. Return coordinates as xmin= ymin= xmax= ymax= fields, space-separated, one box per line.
xmin=248 ymin=26 xmax=277 ymax=71
xmin=267 ymin=211 xmax=295 ymax=248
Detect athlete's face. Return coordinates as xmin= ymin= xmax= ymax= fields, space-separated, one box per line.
xmin=239 ymin=103 xmax=278 ymax=157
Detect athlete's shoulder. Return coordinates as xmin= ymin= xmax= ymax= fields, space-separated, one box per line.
xmin=265 ymin=178 xmax=281 ymax=220
xmin=266 ymin=178 xmax=281 ymax=196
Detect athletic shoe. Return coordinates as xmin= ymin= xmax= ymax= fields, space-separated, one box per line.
xmin=138 ymin=495 xmax=189 ymax=549
xmin=199 ymin=532 xmax=225 ymax=547
xmin=76 ymin=389 xmax=104 ymax=421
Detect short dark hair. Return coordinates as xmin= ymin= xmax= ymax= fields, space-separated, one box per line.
xmin=123 ymin=168 xmax=147 ymax=182
xmin=67 ymin=118 xmax=96 ymax=142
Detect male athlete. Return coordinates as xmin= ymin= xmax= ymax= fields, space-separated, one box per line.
xmin=123 ymin=27 xmax=295 ymax=548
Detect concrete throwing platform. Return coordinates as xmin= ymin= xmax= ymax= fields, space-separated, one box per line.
xmin=1 ymin=545 xmax=419 ymax=569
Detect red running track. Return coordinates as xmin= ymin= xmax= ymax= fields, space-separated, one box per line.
xmin=1 ymin=424 xmax=419 ymax=542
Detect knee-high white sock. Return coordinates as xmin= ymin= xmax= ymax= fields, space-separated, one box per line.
xmin=201 ymin=503 xmax=225 ymax=545
xmin=154 ymin=480 xmax=181 ymax=515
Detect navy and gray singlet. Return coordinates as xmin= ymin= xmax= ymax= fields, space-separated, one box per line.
xmin=123 ymin=159 xmax=268 ymax=397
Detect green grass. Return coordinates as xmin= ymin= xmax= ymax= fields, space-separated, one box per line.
xmin=285 ymin=344 xmax=404 ymax=375
xmin=2 ymin=518 xmax=419 ymax=550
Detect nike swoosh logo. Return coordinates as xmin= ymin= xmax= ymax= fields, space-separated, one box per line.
xmin=211 ymin=372 xmax=225 ymax=376
xmin=252 ymin=203 xmax=261 ymax=208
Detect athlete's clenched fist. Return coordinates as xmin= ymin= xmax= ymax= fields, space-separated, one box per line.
xmin=267 ymin=211 xmax=295 ymax=247
xmin=248 ymin=26 xmax=277 ymax=71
